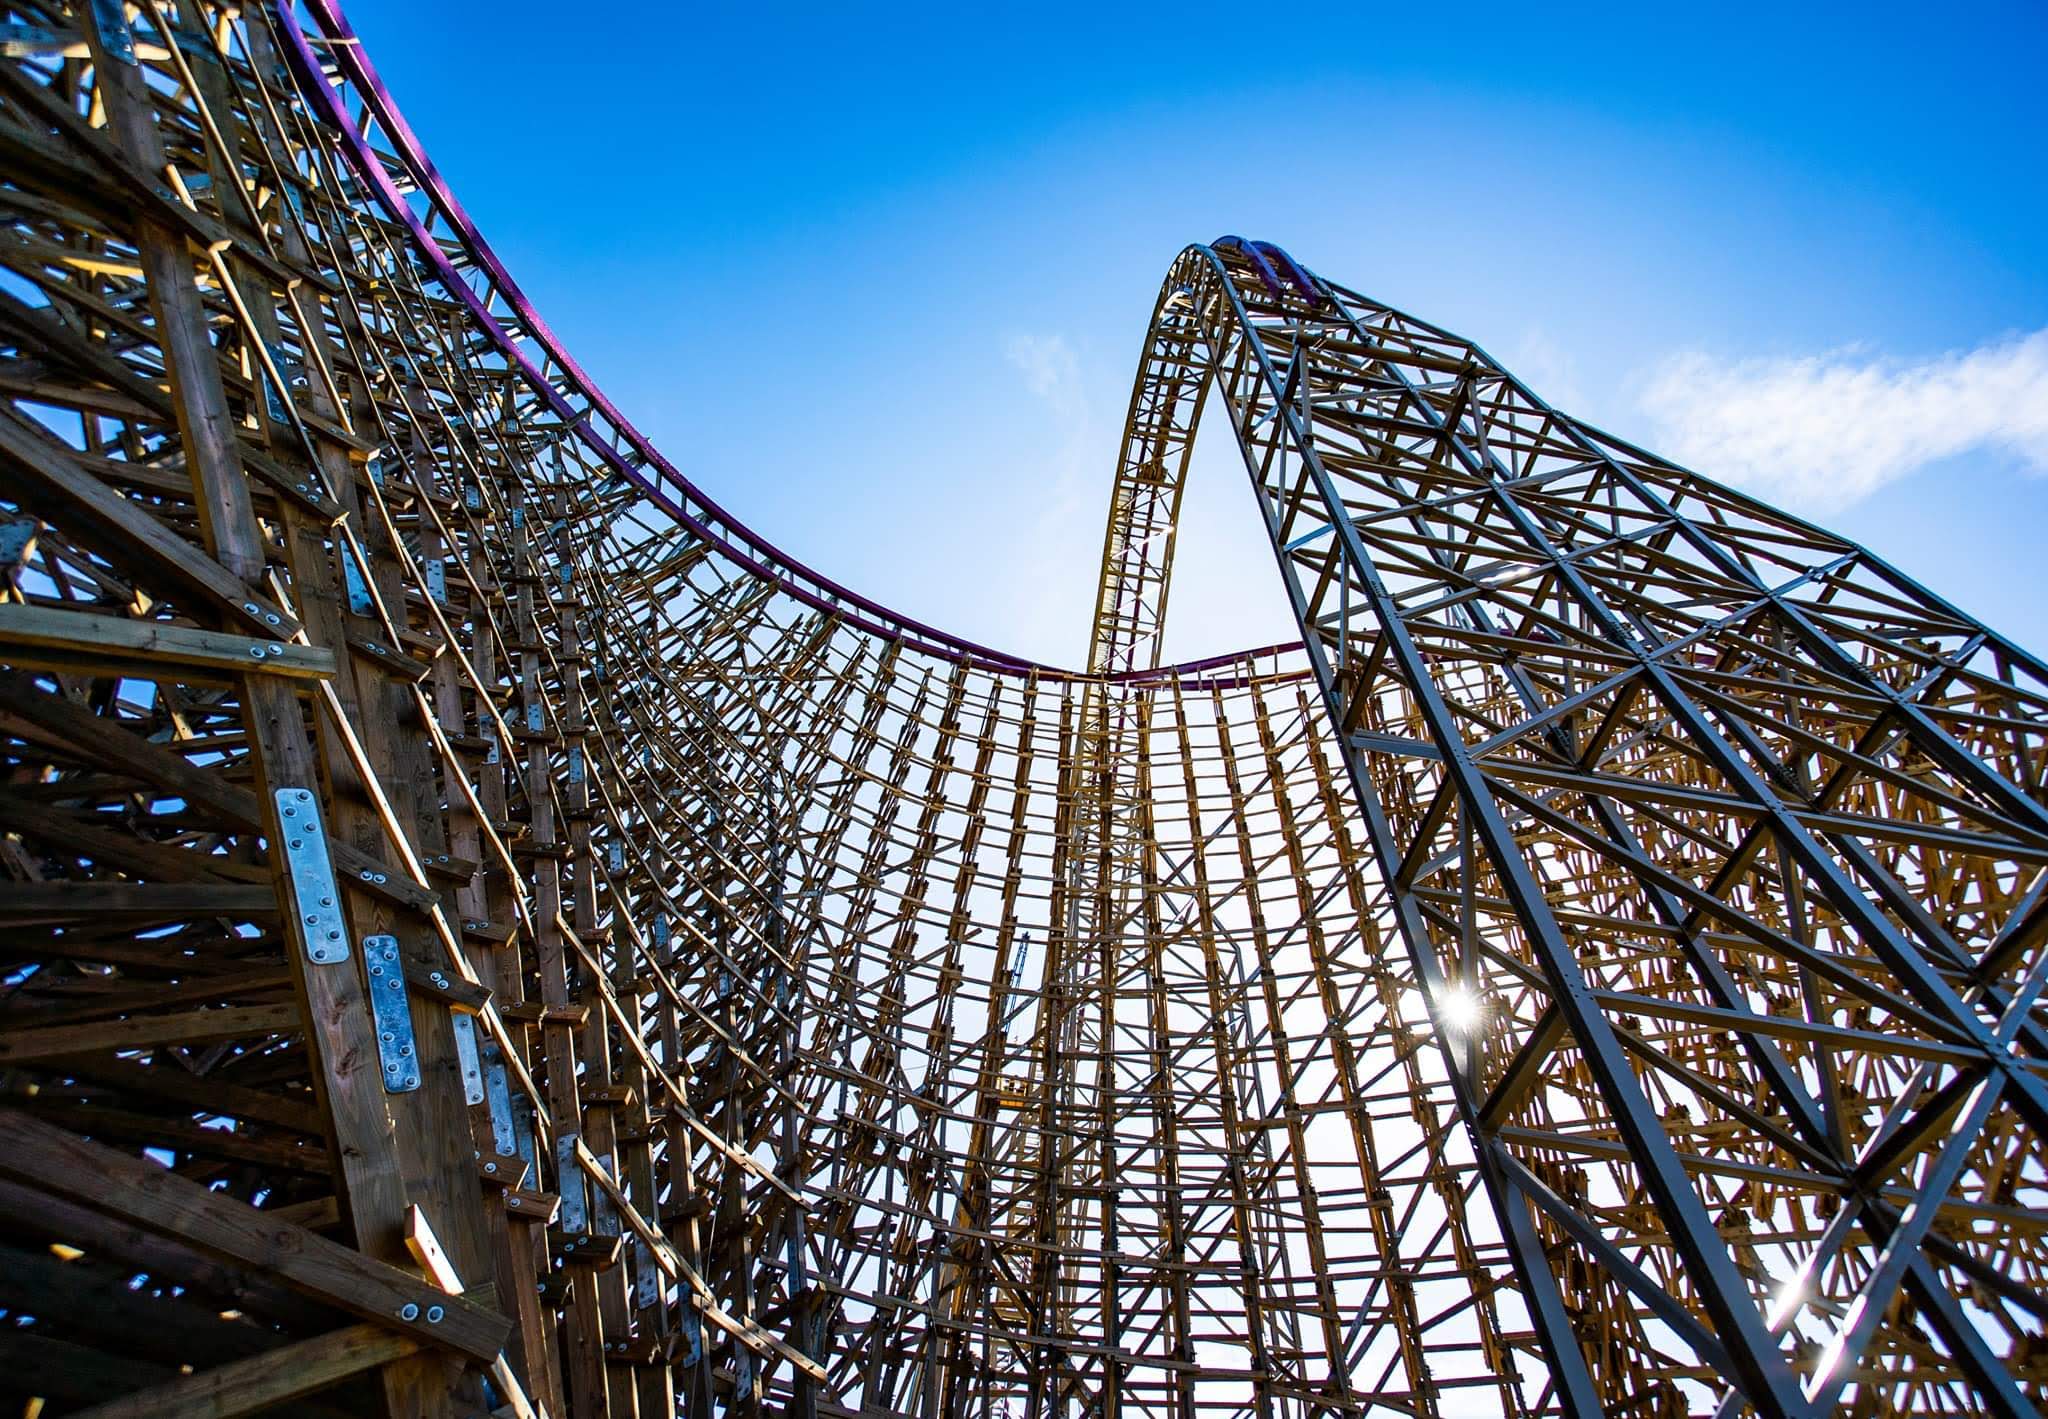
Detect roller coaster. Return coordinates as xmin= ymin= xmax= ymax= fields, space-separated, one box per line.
xmin=0 ymin=3 xmax=2043 ymax=1417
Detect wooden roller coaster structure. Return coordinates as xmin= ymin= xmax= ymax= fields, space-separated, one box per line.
xmin=0 ymin=4 xmax=2043 ymax=1417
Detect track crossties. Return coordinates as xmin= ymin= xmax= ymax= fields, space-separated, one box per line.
xmin=0 ymin=5 xmax=2043 ymax=1417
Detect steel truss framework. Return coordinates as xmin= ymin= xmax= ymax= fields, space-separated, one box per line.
xmin=0 ymin=4 xmax=2041 ymax=1418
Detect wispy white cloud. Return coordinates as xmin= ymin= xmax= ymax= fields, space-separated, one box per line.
xmin=1636 ymin=329 xmax=2048 ymax=511
xmin=1002 ymin=333 xmax=1106 ymax=658
xmin=1500 ymin=327 xmax=1586 ymax=416
xmin=1005 ymin=333 xmax=1085 ymax=416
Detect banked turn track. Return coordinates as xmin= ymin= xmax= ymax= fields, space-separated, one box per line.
xmin=0 ymin=5 xmax=2043 ymax=1418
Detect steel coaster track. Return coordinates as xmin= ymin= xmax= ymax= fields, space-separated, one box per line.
xmin=0 ymin=3 xmax=2040 ymax=1418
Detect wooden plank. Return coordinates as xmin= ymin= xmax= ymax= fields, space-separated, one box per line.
xmin=0 ymin=671 xmax=441 ymax=916
xmin=52 ymin=1048 xmax=317 ymax=1140
xmin=406 ymin=1204 xmax=550 ymax=1419
xmin=0 ymin=1331 xmax=166 ymax=1406
xmin=0 ymin=406 xmax=297 ymax=637
xmin=0 ymin=1176 xmax=338 ymax=1331
xmin=63 ymin=1322 xmax=422 ymax=1419
xmin=0 ymin=603 xmax=336 ymax=681
xmin=0 ymin=882 xmax=279 ymax=927
xmin=0 ymin=1111 xmax=511 ymax=1363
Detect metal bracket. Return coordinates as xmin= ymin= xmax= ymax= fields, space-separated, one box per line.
xmin=556 ymin=1133 xmax=590 ymax=1232
xmin=0 ymin=516 xmax=38 ymax=585
xmin=342 ymin=550 xmax=373 ymax=614
xmin=364 ymin=935 xmax=419 ymax=1092
xmin=262 ymin=342 xmax=292 ymax=425
xmin=481 ymin=1040 xmax=518 ymax=1157
xmin=425 ymin=557 xmax=447 ymax=605
xmin=276 ymin=788 xmax=349 ymax=965
xmin=88 ymin=0 xmax=135 ymax=64
xmin=452 ymin=1011 xmax=484 ymax=1105
xmin=631 ymin=1238 xmax=659 ymax=1309
xmin=589 ymin=1149 xmax=620 ymax=1238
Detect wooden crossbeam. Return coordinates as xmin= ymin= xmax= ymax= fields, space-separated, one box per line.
xmin=0 ymin=603 xmax=336 ymax=681
xmin=62 ymin=1323 xmax=422 ymax=1419
xmin=0 ymin=1112 xmax=511 ymax=1364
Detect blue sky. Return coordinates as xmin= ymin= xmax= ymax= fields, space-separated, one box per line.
xmin=337 ymin=1 xmax=2048 ymax=666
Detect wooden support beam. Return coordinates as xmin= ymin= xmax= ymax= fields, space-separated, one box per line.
xmin=62 ymin=1323 xmax=423 ymax=1419
xmin=0 ymin=603 xmax=336 ymax=681
xmin=0 ymin=1111 xmax=511 ymax=1364
xmin=0 ymin=1000 xmax=300 ymax=1063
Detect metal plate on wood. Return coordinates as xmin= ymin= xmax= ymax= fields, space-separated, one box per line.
xmin=452 ymin=1010 xmax=484 ymax=1105
xmin=276 ymin=788 xmax=348 ymax=965
xmin=264 ymin=342 xmax=297 ymax=425
xmin=425 ymin=557 xmax=447 ymax=605
xmin=0 ymin=516 xmax=37 ymax=576
xmin=364 ymin=934 xmax=419 ymax=1092
xmin=589 ymin=1149 xmax=619 ymax=1237
xmin=481 ymin=1041 xmax=517 ymax=1156
xmin=89 ymin=0 xmax=134 ymax=63
xmin=632 ymin=1238 xmax=658 ymax=1309
xmin=342 ymin=550 xmax=372 ymax=614
xmin=556 ymin=1132 xmax=589 ymax=1233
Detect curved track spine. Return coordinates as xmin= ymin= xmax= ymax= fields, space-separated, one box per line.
xmin=0 ymin=5 xmax=2041 ymax=1418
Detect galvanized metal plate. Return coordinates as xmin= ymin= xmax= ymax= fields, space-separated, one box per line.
xmin=342 ymin=548 xmax=372 ymax=614
xmin=89 ymin=0 xmax=135 ymax=63
xmin=364 ymin=934 xmax=419 ymax=1093
xmin=589 ymin=1149 xmax=620 ymax=1237
xmin=481 ymin=1040 xmax=518 ymax=1157
xmin=452 ymin=1010 xmax=484 ymax=1105
xmin=276 ymin=788 xmax=348 ymax=965
xmin=556 ymin=1132 xmax=589 ymax=1233
xmin=632 ymin=1238 xmax=659 ymax=1309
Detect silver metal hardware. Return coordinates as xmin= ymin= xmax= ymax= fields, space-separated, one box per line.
xmin=452 ymin=1011 xmax=484 ymax=1105
xmin=482 ymin=1041 xmax=518 ymax=1157
xmin=365 ymin=935 xmax=420 ymax=1092
xmin=89 ymin=0 xmax=135 ymax=64
xmin=556 ymin=1133 xmax=589 ymax=1233
xmin=277 ymin=789 xmax=348 ymax=965
xmin=343 ymin=551 xmax=372 ymax=614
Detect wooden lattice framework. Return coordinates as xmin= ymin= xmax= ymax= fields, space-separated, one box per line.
xmin=0 ymin=5 xmax=2043 ymax=1418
